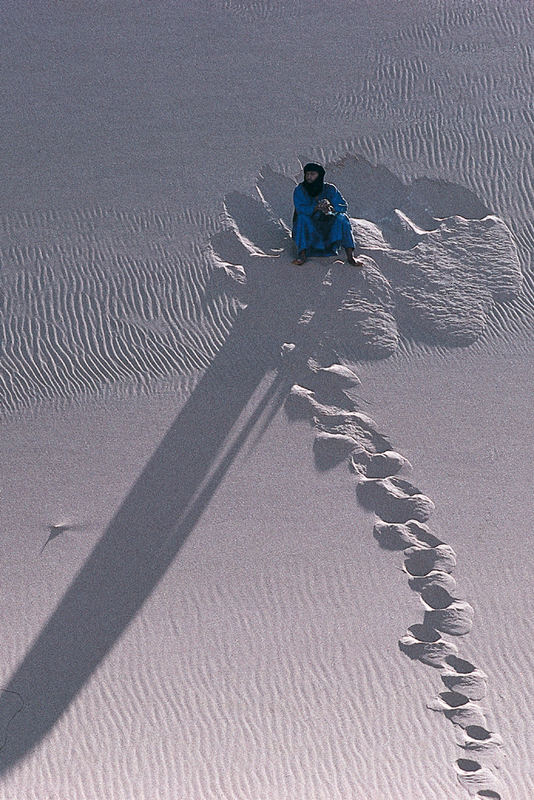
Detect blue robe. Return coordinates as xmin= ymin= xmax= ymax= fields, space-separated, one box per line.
xmin=292 ymin=182 xmax=355 ymax=255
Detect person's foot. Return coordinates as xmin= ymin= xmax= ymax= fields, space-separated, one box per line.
xmin=292 ymin=251 xmax=307 ymax=265
xmin=345 ymin=247 xmax=364 ymax=267
xmin=347 ymin=254 xmax=365 ymax=267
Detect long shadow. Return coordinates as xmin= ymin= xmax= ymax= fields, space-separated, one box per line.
xmin=1 ymin=157 xmax=514 ymax=774
xmin=0 ymin=254 xmax=330 ymax=774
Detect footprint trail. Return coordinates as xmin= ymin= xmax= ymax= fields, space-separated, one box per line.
xmin=283 ymin=358 xmax=505 ymax=798
xmin=210 ymin=156 xmax=518 ymax=798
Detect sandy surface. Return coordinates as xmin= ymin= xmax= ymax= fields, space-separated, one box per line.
xmin=1 ymin=1 xmax=533 ymax=798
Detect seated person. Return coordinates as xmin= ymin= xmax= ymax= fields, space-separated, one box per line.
xmin=292 ymin=162 xmax=363 ymax=266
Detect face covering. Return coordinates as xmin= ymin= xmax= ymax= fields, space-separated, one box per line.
xmin=302 ymin=162 xmax=325 ymax=197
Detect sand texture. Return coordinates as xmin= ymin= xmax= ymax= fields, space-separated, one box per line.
xmin=0 ymin=0 xmax=533 ymax=798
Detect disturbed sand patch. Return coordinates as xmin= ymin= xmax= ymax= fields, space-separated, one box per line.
xmin=207 ymin=170 xmax=520 ymax=794
xmin=0 ymin=156 xmax=521 ymax=415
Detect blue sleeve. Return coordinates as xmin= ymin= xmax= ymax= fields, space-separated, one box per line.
xmin=293 ymin=184 xmax=315 ymax=216
xmin=326 ymin=184 xmax=348 ymax=214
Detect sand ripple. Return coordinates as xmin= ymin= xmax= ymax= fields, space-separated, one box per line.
xmin=0 ymin=207 xmax=235 ymax=413
xmin=0 ymin=565 xmax=461 ymax=800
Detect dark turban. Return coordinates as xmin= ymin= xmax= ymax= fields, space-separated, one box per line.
xmin=301 ymin=162 xmax=325 ymax=197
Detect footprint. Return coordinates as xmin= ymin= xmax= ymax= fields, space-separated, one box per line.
xmin=441 ymin=656 xmax=487 ymax=700
xmin=374 ymin=520 xmax=422 ymax=550
xmin=421 ymin=588 xmax=474 ymax=636
xmin=455 ymin=759 xmax=500 ymax=794
xmin=408 ymin=570 xmax=457 ymax=593
xmin=286 ymin=384 xmax=392 ymax=468
xmin=352 ymin=447 xmax=412 ymax=479
xmin=441 ymin=655 xmax=488 ymax=701
xmin=304 ymin=359 xmax=361 ymax=393
xmin=445 ymin=655 xmax=478 ymax=673
xmin=476 ymin=791 xmax=502 ymax=799
xmin=313 ymin=431 xmax=363 ymax=469
xmin=296 ymin=359 xmax=361 ymax=411
xmin=456 ymin=756 xmax=483 ymax=770
xmin=424 ymin=601 xmax=474 ymax=635
xmin=285 ymin=384 xmax=332 ymax=420
xmin=408 ymin=569 xmax=456 ymax=592
xmin=460 ymin=725 xmax=503 ymax=752
xmin=404 ymin=520 xmax=444 ymax=547
xmin=440 ymin=690 xmax=472 ymax=708
xmin=428 ymin=692 xmax=487 ymax=728
xmin=445 ymin=704 xmax=487 ymax=728
xmin=357 ymin=476 xmax=435 ymax=522
xmin=374 ymin=519 xmax=443 ymax=551
xmin=286 ymin=384 xmax=360 ymax=423
xmin=364 ymin=450 xmax=412 ymax=478
xmin=315 ymin=409 xmax=391 ymax=454
xmin=442 ymin=669 xmax=487 ymax=701
xmin=421 ymin=585 xmax=459 ymax=608
xmin=399 ymin=624 xmax=458 ymax=667
xmin=403 ymin=544 xmax=457 ymax=576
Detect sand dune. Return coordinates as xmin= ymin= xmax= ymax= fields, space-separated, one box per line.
xmin=1 ymin=0 xmax=533 ymax=797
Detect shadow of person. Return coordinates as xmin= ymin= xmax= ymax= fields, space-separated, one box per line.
xmin=0 ymin=155 xmax=521 ymax=775
xmin=0 ymin=195 xmax=340 ymax=776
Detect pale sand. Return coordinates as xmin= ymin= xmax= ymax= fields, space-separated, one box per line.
xmin=1 ymin=346 xmax=532 ymax=798
xmin=1 ymin=0 xmax=533 ymax=798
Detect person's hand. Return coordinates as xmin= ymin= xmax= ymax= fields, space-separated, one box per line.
xmin=315 ymin=198 xmax=334 ymax=214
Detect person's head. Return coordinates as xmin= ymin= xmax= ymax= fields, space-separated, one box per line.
xmin=302 ymin=162 xmax=325 ymax=196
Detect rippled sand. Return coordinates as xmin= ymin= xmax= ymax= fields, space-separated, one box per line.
xmin=0 ymin=1 xmax=533 ymax=798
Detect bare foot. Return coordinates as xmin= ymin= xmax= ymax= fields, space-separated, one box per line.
xmin=345 ymin=247 xmax=364 ymax=267
xmin=292 ymin=251 xmax=307 ymax=266
xmin=347 ymin=255 xmax=365 ymax=267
